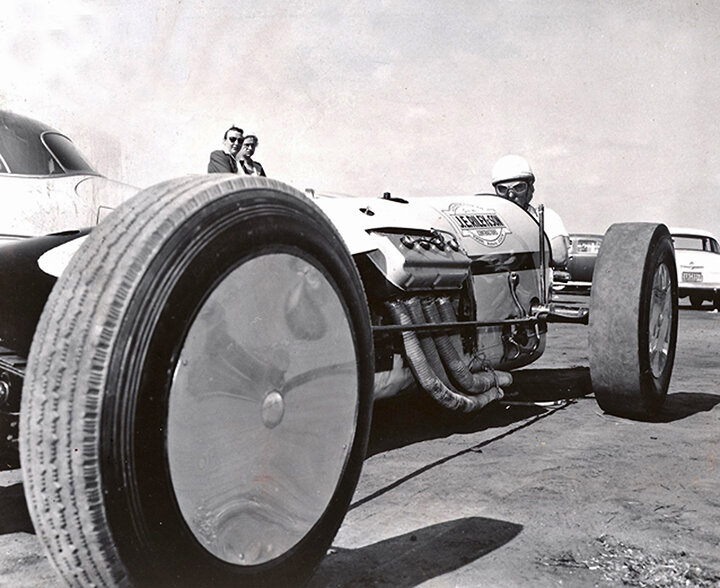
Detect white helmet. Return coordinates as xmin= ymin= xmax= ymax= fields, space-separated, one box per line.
xmin=491 ymin=154 xmax=535 ymax=185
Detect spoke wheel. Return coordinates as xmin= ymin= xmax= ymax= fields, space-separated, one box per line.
xmin=20 ymin=176 xmax=374 ymax=588
xmin=648 ymin=263 xmax=673 ymax=378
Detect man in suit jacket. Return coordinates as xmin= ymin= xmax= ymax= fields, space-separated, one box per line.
xmin=207 ymin=126 xmax=243 ymax=173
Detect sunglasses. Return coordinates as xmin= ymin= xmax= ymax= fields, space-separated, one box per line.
xmin=495 ymin=181 xmax=528 ymax=197
xmin=227 ymin=136 xmax=243 ymax=143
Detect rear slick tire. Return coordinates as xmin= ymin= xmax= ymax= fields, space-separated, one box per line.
xmin=20 ymin=176 xmax=374 ymax=587
xmin=588 ymin=223 xmax=678 ymax=418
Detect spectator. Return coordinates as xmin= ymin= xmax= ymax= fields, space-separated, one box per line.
xmin=236 ymin=135 xmax=266 ymax=177
xmin=207 ymin=126 xmax=243 ymax=173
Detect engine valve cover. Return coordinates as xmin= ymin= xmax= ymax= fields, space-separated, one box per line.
xmin=366 ymin=230 xmax=471 ymax=291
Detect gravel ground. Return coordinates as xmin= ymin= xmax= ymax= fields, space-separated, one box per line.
xmin=311 ymin=304 xmax=720 ymax=587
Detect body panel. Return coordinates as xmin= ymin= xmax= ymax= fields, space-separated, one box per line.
xmin=670 ymin=228 xmax=720 ymax=300
xmin=567 ymin=233 xmax=603 ymax=284
xmin=0 ymin=110 xmax=137 ymax=238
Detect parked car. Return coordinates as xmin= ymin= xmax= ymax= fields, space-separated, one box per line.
xmin=0 ymin=111 xmax=678 ymax=587
xmin=670 ymin=227 xmax=720 ymax=309
xmin=553 ymin=233 xmax=603 ymax=292
xmin=0 ymin=110 xmax=136 ymax=243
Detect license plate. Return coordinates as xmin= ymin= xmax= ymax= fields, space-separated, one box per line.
xmin=682 ymin=271 xmax=703 ymax=282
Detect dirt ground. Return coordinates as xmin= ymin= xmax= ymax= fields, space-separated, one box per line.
xmin=1 ymin=301 xmax=719 ymax=587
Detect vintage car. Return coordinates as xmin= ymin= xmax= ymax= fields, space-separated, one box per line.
xmin=568 ymin=233 xmax=603 ymax=283
xmin=670 ymin=227 xmax=720 ymax=310
xmin=0 ymin=110 xmax=136 ymax=242
xmin=553 ymin=233 xmax=603 ymax=293
xmin=0 ymin=112 xmax=678 ymax=587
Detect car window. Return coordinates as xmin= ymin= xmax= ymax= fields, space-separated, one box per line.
xmin=0 ymin=126 xmax=97 ymax=176
xmin=0 ymin=123 xmax=55 ymax=175
xmin=42 ymin=132 xmax=96 ymax=174
xmin=672 ymin=235 xmax=719 ymax=253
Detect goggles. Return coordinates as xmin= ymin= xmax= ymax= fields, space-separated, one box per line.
xmin=495 ymin=181 xmax=528 ymax=197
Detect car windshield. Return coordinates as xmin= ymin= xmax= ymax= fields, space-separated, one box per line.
xmin=672 ymin=235 xmax=720 ymax=253
xmin=0 ymin=127 xmax=97 ymax=176
xmin=42 ymin=133 xmax=96 ymax=174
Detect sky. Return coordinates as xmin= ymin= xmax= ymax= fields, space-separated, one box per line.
xmin=2 ymin=0 xmax=719 ymax=237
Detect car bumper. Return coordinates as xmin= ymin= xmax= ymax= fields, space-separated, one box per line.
xmin=678 ymin=284 xmax=720 ymax=298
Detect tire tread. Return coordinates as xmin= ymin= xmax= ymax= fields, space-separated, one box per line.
xmin=21 ymin=175 xmax=312 ymax=586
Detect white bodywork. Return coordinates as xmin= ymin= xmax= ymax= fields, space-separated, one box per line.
xmin=314 ymin=192 xmax=551 ymax=316
xmin=0 ymin=174 xmax=137 ymax=240
xmin=314 ymin=192 xmax=544 ymax=256
xmin=314 ymin=192 xmax=551 ymax=397
xmin=670 ymin=227 xmax=720 ymax=301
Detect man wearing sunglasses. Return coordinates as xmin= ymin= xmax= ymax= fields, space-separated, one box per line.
xmin=207 ymin=126 xmax=244 ymax=173
xmin=491 ymin=154 xmax=569 ymax=268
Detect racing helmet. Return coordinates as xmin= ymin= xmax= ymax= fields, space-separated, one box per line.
xmin=491 ymin=154 xmax=535 ymax=185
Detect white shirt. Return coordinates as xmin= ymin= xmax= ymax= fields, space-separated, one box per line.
xmin=526 ymin=204 xmax=569 ymax=267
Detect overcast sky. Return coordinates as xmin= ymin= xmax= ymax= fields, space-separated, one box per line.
xmin=2 ymin=0 xmax=719 ymax=237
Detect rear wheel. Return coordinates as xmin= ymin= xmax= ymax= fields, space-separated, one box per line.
xmin=20 ymin=176 xmax=374 ymax=587
xmin=689 ymin=293 xmax=704 ymax=309
xmin=588 ymin=223 xmax=678 ymax=418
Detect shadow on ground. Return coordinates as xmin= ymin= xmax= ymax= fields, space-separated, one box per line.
xmin=310 ymin=516 xmax=522 ymax=588
xmin=512 ymin=367 xmax=719 ymax=423
xmin=644 ymin=392 xmax=720 ymax=423
xmin=0 ymin=483 xmax=34 ymax=535
xmin=507 ymin=366 xmax=591 ymax=401
xmin=368 ymin=367 xmax=591 ymax=457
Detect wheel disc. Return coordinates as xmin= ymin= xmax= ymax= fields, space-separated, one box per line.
xmin=167 ymin=251 xmax=358 ymax=566
xmin=648 ymin=262 xmax=673 ymax=378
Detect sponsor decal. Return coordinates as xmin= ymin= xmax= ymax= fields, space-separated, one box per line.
xmin=442 ymin=203 xmax=511 ymax=247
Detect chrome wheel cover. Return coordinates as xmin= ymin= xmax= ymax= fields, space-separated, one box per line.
xmin=167 ymin=252 xmax=358 ymax=565
xmin=648 ymin=262 xmax=673 ymax=378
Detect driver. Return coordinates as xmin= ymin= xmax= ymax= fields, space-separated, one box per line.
xmin=490 ymin=154 xmax=569 ymax=268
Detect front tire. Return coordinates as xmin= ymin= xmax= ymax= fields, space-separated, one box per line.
xmin=20 ymin=176 xmax=374 ymax=587
xmin=588 ymin=223 xmax=678 ymax=418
